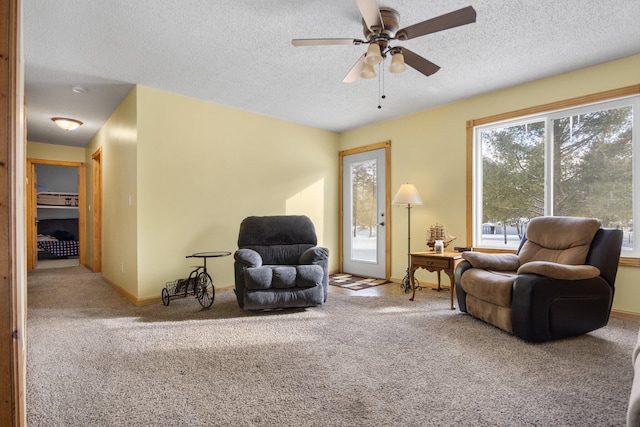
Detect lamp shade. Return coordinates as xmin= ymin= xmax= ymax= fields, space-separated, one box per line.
xmin=392 ymin=183 xmax=423 ymax=205
xmin=52 ymin=117 xmax=83 ymax=130
xmin=364 ymin=43 xmax=383 ymax=65
xmin=360 ymin=62 xmax=376 ymax=79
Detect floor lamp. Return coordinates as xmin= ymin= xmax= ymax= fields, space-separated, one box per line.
xmin=392 ymin=183 xmax=423 ymax=293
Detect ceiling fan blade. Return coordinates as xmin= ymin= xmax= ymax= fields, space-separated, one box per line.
xmin=292 ymin=38 xmax=362 ymax=47
xmin=401 ymin=48 xmax=440 ymax=77
xmin=356 ymin=0 xmax=383 ymax=31
xmin=396 ymin=6 xmax=476 ymax=40
xmin=342 ymin=54 xmax=366 ymax=83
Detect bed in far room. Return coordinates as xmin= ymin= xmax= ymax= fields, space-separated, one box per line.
xmin=36 ymin=191 xmax=79 ymax=208
xmin=37 ymin=218 xmax=79 ymax=259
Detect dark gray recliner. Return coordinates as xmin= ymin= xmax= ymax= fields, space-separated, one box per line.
xmin=233 ymin=215 xmax=329 ymax=310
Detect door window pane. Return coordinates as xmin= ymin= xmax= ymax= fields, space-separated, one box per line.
xmin=351 ymin=159 xmax=377 ymax=262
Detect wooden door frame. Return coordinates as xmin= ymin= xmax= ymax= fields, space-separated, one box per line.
xmin=91 ymin=148 xmax=102 ymax=273
xmin=1 ymin=0 xmax=25 ymax=425
xmin=26 ymin=159 xmax=86 ymax=270
xmin=26 ymin=161 xmax=35 ymax=270
xmin=338 ymin=141 xmax=391 ymax=279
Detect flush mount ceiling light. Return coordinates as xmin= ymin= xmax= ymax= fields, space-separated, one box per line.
xmin=71 ymin=85 xmax=88 ymax=94
xmin=51 ymin=117 xmax=83 ymax=131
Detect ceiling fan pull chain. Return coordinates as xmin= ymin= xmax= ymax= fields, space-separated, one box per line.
xmin=382 ymin=60 xmax=386 ymax=100
xmin=377 ymin=62 xmax=385 ymax=109
xmin=378 ymin=63 xmax=382 ymax=109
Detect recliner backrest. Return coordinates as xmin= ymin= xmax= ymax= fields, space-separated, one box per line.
xmin=237 ymin=215 xmax=318 ymax=265
xmin=586 ymin=228 xmax=624 ymax=288
xmin=518 ymin=216 xmax=602 ymax=265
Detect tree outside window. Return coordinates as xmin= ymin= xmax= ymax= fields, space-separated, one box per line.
xmin=476 ymin=100 xmax=635 ymax=252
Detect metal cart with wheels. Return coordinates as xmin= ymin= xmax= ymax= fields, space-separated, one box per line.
xmin=161 ymin=251 xmax=231 ymax=308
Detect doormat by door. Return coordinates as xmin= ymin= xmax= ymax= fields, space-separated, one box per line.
xmin=329 ymin=273 xmax=390 ymax=291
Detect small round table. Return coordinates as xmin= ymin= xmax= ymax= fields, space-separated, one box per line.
xmin=185 ymin=251 xmax=230 ymax=308
xmin=188 ymin=251 xmax=231 ymax=263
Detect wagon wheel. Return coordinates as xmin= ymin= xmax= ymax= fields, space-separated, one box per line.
xmin=161 ymin=288 xmax=170 ymax=306
xmin=196 ymin=271 xmax=215 ymax=308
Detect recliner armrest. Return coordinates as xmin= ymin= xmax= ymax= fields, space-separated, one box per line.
xmin=517 ymin=261 xmax=600 ymax=280
xmin=461 ymin=252 xmax=520 ymax=271
xmin=511 ymin=274 xmax=612 ymax=342
xmin=234 ymin=248 xmax=263 ymax=268
xmin=454 ymin=260 xmax=475 ymax=313
xmin=299 ymin=246 xmax=329 ymax=265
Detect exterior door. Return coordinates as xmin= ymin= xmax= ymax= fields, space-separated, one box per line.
xmin=340 ymin=144 xmax=390 ymax=279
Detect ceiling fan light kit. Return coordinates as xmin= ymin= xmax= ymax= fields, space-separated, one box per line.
xmin=360 ymin=62 xmax=377 ymax=79
xmin=389 ymin=49 xmax=406 ymax=74
xmin=292 ymin=1 xmax=476 ymax=84
xmin=364 ymin=43 xmax=383 ymax=65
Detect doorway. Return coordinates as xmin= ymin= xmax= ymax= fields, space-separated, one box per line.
xmin=26 ymin=159 xmax=85 ymax=270
xmin=339 ymin=141 xmax=391 ymax=279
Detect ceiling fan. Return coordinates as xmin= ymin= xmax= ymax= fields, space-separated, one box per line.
xmin=292 ymin=0 xmax=476 ymax=83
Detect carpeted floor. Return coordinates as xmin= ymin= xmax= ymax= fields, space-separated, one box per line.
xmin=329 ymin=272 xmax=389 ymax=290
xmin=26 ymin=266 xmax=638 ymax=426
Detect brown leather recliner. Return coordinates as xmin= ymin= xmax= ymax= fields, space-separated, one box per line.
xmin=455 ymin=216 xmax=623 ymax=342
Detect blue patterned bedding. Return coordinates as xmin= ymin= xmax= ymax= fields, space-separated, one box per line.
xmin=37 ymin=239 xmax=79 ymax=257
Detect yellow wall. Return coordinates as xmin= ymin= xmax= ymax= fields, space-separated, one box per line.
xmin=96 ymin=86 xmax=340 ymax=301
xmin=27 ymin=141 xmax=85 ymax=163
xmin=85 ymin=87 xmax=138 ymax=297
xmin=339 ymin=53 xmax=640 ymax=314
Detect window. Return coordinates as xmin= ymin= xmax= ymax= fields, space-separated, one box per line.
xmin=471 ymin=89 xmax=639 ymax=258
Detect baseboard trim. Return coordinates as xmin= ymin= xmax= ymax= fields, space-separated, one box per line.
xmin=611 ymin=309 xmax=640 ymax=322
xmin=103 ymin=274 xmax=639 ymax=318
xmin=138 ymin=287 xmax=234 ymax=306
xmin=101 ymin=278 xmax=235 ymax=307
xmin=101 ymin=276 xmax=158 ymax=307
xmin=136 ymin=296 xmax=162 ymax=306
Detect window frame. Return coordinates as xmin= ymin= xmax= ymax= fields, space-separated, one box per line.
xmin=466 ymin=84 xmax=640 ymax=267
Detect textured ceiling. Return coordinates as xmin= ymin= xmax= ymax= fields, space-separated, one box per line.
xmin=23 ymin=0 xmax=640 ymax=147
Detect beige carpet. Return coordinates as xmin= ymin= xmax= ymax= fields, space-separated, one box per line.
xmin=35 ymin=257 xmax=79 ymax=269
xmin=26 ymin=266 xmax=638 ymax=426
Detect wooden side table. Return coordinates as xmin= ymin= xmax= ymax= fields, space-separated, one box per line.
xmin=409 ymin=251 xmax=462 ymax=310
